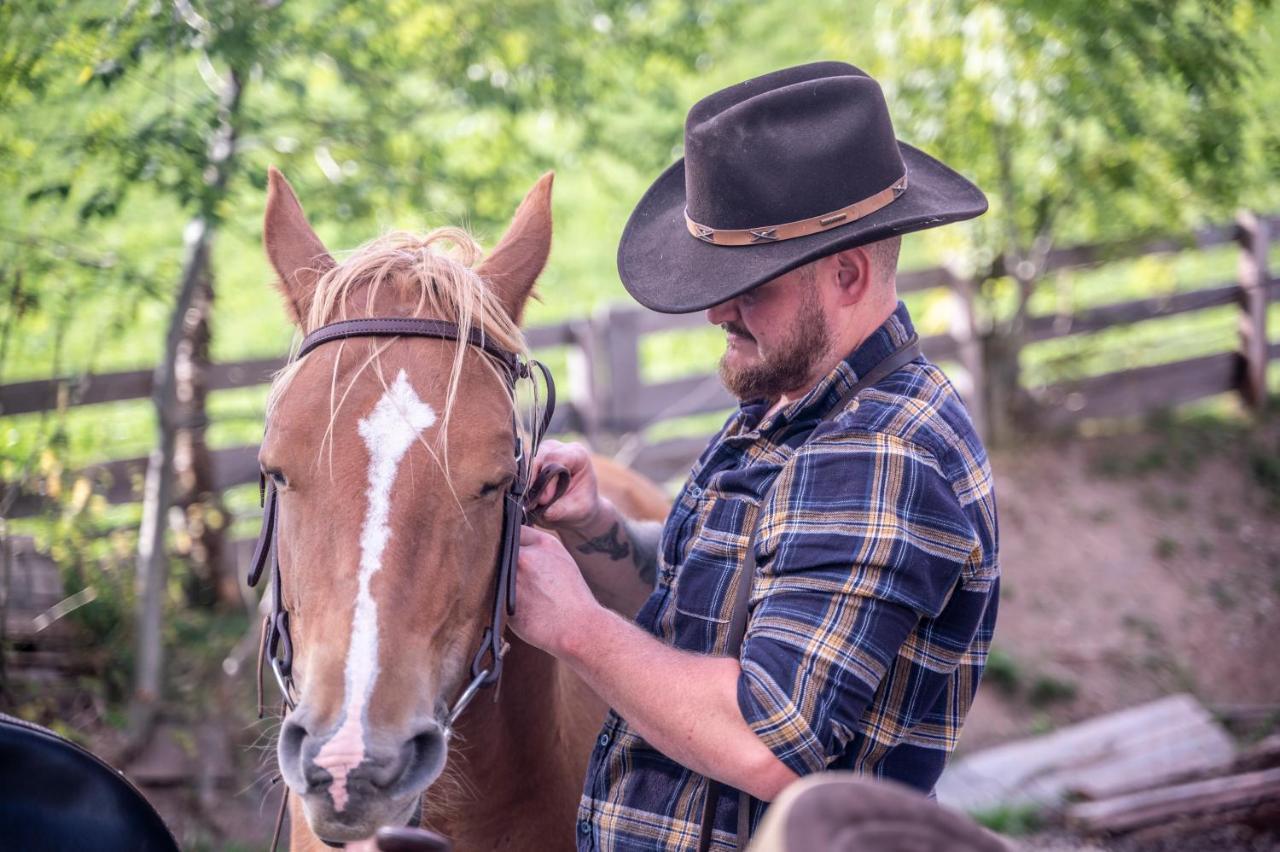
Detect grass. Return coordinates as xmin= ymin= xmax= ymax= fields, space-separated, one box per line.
xmin=971 ymin=803 xmax=1043 ymax=836
xmin=1027 ymin=674 xmax=1079 ymax=708
xmin=983 ymin=647 xmax=1023 ymax=696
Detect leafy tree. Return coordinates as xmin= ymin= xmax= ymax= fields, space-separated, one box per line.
xmin=849 ymin=0 xmax=1277 ymax=440
xmin=1 ymin=0 xmax=741 ymax=745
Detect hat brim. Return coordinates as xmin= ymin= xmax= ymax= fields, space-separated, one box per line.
xmin=617 ymin=142 xmax=987 ymax=314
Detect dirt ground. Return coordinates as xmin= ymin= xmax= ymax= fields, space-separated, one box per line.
xmin=963 ymin=415 xmax=1280 ymax=753
xmin=964 ymin=412 xmax=1280 ymax=852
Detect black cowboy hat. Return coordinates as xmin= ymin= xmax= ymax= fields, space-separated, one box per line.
xmin=617 ymin=61 xmax=988 ymax=314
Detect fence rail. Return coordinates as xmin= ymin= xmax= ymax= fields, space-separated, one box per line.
xmin=3 ymin=212 xmax=1276 ymax=524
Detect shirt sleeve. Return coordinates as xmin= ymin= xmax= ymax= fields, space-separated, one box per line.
xmin=735 ymin=431 xmax=980 ymax=776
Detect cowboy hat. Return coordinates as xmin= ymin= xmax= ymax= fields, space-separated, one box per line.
xmin=617 ymin=61 xmax=988 ymax=314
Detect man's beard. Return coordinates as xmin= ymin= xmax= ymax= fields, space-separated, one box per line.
xmin=717 ymin=287 xmax=831 ymax=402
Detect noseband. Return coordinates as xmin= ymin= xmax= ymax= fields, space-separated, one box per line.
xmin=247 ymin=317 xmax=568 ymax=732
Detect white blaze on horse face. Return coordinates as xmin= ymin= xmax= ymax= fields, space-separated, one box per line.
xmin=313 ymin=369 xmax=436 ymax=813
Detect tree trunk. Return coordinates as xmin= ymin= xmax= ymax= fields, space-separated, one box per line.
xmin=127 ymin=64 xmax=244 ymax=752
xmin=980 ymin=327 xmax=1026 ymax=448
xmin=171 ymin=259 xmax=235 ymax=609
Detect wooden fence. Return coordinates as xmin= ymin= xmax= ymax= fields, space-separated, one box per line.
xmin=3 ymin=212 xmax=1277 ymax=532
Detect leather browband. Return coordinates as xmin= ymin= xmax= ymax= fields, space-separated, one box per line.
xmin=296 ymin=317 xmax=521 ymax=375
xmin=684 ymin=171 xmax=908 ymax=246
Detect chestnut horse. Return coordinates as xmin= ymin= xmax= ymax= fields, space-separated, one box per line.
xmin=259 ymin=168 xmax=668 ymax=850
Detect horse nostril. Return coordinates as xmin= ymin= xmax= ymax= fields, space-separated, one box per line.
xmin=279 ymin=717 xmax=308 ymax=764
xmin=277 ymin=715 xmax=324 ymax=791
xmin=400 ymin=725 xmax=448 ymax=791
xmin=360 ymin=725 xmax=446 ymax=792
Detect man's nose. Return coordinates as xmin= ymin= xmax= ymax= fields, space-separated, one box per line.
xmin=705 ymin=298 xmax=739 ymax=326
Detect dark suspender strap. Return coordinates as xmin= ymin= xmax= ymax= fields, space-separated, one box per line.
xmin=697 ymin=334 xmax=920 ymax=852
xmin=820 ymin=335 xmax=921 ymax=426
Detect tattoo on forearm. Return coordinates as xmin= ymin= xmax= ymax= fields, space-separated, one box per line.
xmin=624 ymin=518 xmax=661 ymax=587
xmin=576 ymin=522 xmax=631 ymax=561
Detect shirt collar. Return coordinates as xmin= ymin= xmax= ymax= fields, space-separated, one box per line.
xmin=735 ymin=300 xmax=917 ymax=437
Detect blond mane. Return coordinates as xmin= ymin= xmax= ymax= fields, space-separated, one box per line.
xmin=266 ymin=226 xmax=528 ymax=484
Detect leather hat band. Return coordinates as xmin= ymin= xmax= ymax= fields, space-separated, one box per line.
xmin=684 ymin=172 xmax=908 ymax=246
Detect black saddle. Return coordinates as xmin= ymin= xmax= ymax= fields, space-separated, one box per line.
xmin=0 ymin=712 xmax=179 ymax=851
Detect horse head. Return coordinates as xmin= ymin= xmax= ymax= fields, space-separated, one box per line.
xmin=258 ymin=167 xmax=552 ymax=844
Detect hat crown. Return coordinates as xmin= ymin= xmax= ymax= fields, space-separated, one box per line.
xmin=683 ymin=62 xmax=906 ymax=231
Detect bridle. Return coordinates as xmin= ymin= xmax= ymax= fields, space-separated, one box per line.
xmin=247 ymin=317 xmax=568 ymax=848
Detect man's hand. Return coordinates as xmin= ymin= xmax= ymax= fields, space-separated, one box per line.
xmin=526 ymin=441 xmax=662 ymax=615
xmin=528 ymin=439 xmax=602 ymax=532
xmin=510 ymin=525 xmax=598 ymax=655
xmin=511 ymin=522 xmax=799 ymax=802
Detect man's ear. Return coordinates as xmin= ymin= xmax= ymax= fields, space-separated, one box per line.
xmin=476 ymin=172 xmax=554 ymax=325
xmin=831 ymin=246 xmax=873 ymax=306
xmin=263 ymin=166 xmax=335 ymax=327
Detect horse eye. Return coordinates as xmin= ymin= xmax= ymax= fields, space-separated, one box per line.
xmin=478 ymin=475 xmax=513 ymax=498
xmin=263 ymin=467 xmax=289 ymax=488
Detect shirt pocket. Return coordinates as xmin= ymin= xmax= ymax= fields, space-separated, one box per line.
xmin=669 ymin=494 xmax=754 ymax=654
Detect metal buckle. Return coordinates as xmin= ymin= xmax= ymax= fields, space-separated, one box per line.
xmin=270 ymin=655 xmax=298 ymax=711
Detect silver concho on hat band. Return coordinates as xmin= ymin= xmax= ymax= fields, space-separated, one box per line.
xmin=684 ymin=172 xmax=908 ymax=246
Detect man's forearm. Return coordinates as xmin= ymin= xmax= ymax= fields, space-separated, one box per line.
xmin=560 ymin=604 xmax=798 ymax=802
xmin=557 ymin=497 xmax=661 ymax=615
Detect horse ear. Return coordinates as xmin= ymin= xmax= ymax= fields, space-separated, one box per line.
xmin=264 ymin=166 xmax=335 ymax=327
xmin=477 ymin=172 xmax=554 ymax=324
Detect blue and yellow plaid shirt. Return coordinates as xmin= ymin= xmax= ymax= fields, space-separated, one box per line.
xmin=576 ymin=302 xmax=999 ymax=851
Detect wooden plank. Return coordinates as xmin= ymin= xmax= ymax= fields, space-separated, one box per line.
xmin=630 ymin=375 xmax=735 ymax=430
xmin=4 ymin=396 xmax=586 ymax=517
xmin=1063 ymin=717 xmax=1236 ymax=800
xmin=626 ymin=435 xmax=709 ymax=484
xmin=936 ymin=694 xmax=1232 ymax=813
xmin=1025 ymin=281 xmax=1242 ymax=343
xmin=1235 ymin=734 xmax=1280 ymax=773
xmin=624 ymin=332 xmax=956 ymax=431
xmin=0 ymin=320 xmax=575 ymax=417
xmin=1035 ymin=352 xmax=1240 ymax=428
xmin=0 ymin=369 xmax=153 ymax=416
xmin=1037 ymin=220 xmax=1242 ymax=276
xmin=633 ymin=308 xmax=711 ymax=336
xmin=523 ymin=319 xmax=576 ymax=349
xmin=919 ymin=332 xmax=960 ymax=363
xmin=1066 ymin=767 xmax=1280 ymax=834
xmin=898 ymin=266 xmax=953 ymax=294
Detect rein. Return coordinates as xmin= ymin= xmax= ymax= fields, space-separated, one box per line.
xmin=247 ymin=316 xmax=568 ymax=849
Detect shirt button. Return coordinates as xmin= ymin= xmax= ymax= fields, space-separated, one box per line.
xmin=578 ymin=819 xmax=592 ymax=835
xmin=688 ymin=484 xmax=703 ymax=497
xmin=598 ymin=732 xmax=611 ymax=748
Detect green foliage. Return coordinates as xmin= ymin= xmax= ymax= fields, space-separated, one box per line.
xmin=1027 ymin=673 xmax=1078 ymax=707
xmin=971 ymin=802 xmax=1043 ymax=836
xmin=983 ymin=647 xmax=1023 ymax=696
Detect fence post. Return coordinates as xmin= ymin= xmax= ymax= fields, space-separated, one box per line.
xmin=1236 ymin=210 xmax=1271 ymax=411
xmin=565 ymin=318 xmax=601 ymax=445
xmin=593 ymin=303 xmax=643 ymax=443
xmin=948 ymin=270 xmax=989 ymax=441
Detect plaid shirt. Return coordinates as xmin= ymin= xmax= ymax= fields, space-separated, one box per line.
xmin=576 ymin=302 xmax=999 ymax=851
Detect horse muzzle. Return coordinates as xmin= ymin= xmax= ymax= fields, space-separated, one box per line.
xmin=278 ymin=709 xmax=447 ymax=841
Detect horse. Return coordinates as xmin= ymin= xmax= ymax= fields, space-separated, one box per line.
xmin=257 ymin=167 xmax=669 ymax=850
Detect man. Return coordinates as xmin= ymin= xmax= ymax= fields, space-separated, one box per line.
xmin=509 ymin=61 xmax=999 ymax=851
